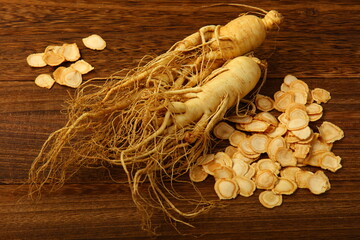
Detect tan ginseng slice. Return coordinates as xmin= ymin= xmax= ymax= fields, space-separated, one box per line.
xmin=292 ymin=126 xmax=312 ymax=140
xmin=275 ymin=147 xmax=297 ymax=167
xmin=272 ymin=177 xmax=297 ymax=195
xmin=196 ymin=153 xmax=215 ymax=165
xmin=319 ymin=152 xmax=342 ymax=172
xmin=61 ymin=67 xmax=82 ymax=88
xmin=214 ymin=152 xmax=233 ymax=168
xmin=259 ymin=190 xmax=282 ymax=208
xmin=254 ymin=112 xmax=279 ymax=127
xmin=237 ymin=120 xmax=270 ymax=132
xmin=284 ymin=74 xmax=298 ymax=86
xmin=293 ymin=143 xmax=311 ymax=159
xmin=27 ymin=53 xmax=47 ymax=67
xmin=304 ymin=151 xmax=328 ymax=167
xmin=255 ymin=94 xmax=275 ymax=111
xmin=284 ymin=131 xmax=301 ymax=144
xmin=189 ymin=164 xmax=208 ymax=182
xmin=224 ymin=146 xmax=237 ymax=158
xmin=278 ymin=113 xmax=289 ymax=125
xmin=266 ymin=123 xmax=287 ymax=138
xmin=244 ymin=164 xmax=256 ymax=179
xmin=295 ymin=170 xmax=314 ymax=188
xmin=309 ymin=112 xmax=323 ymax=122
xmin=289 ymin=79 xmax=309 ymax=93
xmin=280 ymin=82 xmax=290 ymax=92
xmin=288 ymin=89 xmax=308 ymax=105
xmin=213 ymin=121 xmax=235 ymax=139
xmin=311 ymin=88 xmax=331 ymax=104
xmin=214 ymin=178 xmax=239 ymax=200
xmin=280 ymin=167 xmax=301 ymax=182
xmin=34 ymin=74 xmax=55 ymax=89
xmin=318 ymin=121 xmax=344 ymax=143
xmin=43 ymin=45 xmax=65 ymax=66
xmin=310 ymin=133 xmax=333 ymax=154
xmin=70 ymin=60 xmax=94 ymax=74
xmin=267 ymin=136 xmax=286 ymax=160
xmin=274 ymin=90 xmax=285 ymax=102
xmin=229 ymin=130 xmax=247 ymax=147
xmin=306 ymin=103 xmax=323 ymax=115
xmin=232 ymin=151 xmax=254 ymax=164
xmin=82 ymin=34 xmax=106 ymax=50
xmin=308 ymin=170 xmax=331 ymax=195
xmin=213 ymin=166 xmax=235 ymax=180
xmin=62 ymin=43 xmax=81 ymax=62
xmin=234 ymin=176 xmax=256 ymax=197
xmin=288 ymin=107 xmax=308 ymax=122
xmin=274 ymin=91 xmax=295 ymax=112
xmin=254 ymin=169 xmax=278 ymax=190
xmin=256 ymin=159 xmax=281 ymax=175
xmin=249 ymin=134 xmax=269 ymax=154
xmin=232 ymin=159 xmax=249 ymax=176
xmin=287 ymin=118 xmax=309 ymax=131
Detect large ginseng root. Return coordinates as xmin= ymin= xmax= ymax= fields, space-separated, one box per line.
xmin=29 ymin=8 xmax=281 ymax=232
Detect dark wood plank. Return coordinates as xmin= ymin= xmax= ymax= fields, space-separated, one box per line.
xmin=0 ymin=0 xmax=359 ymax=239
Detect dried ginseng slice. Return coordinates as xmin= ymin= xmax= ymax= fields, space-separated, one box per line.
xmin=43 ymin=45 xmax=65 ymax=66
xmin=308 ymin=112 xmax=323 ymax=122
xmin=308 ymin=170 xmax=331 ymax=195
xmin=287 ymin=118 xmax=308 ymax=131
xmin=249 ymin=134 xmax=269 ymax=153
xmin=227 ymin=115 xmax=253 ymax=124
xmin=293 ymin=143 xmax=311 ymax=159
xmin=70 ymin=60 xmax=94 ymax=74
xmin=256 ymin=159 xmax=281 ymax=175
xmin=213 ymin=166 xmax=235 ymax=179
xmin=266 ymin=123 xmax=287 ymax=138
xmin=27 ymin=53 xmax=47 ymax=67
xmin=234 ymin=176 xmax=256 ymax=197
xmin=259 ymin=190 xmax=282 ymax=208
xmin=62 ymin=43 xmax=81 ymax=62
xmin=318 ymin=121 xmax=344 ymax=143
xmin=214 ymin=178 xmax=238 ymax=200
xmin=53 ymin=66 xmax=66 ymax=85
xmin=289 ymin=79 xmax=309 ymax=93
xmin=272 ymin=178 xmax=297 ymax=195
xmin=284 ymin=74 xmax=298 ymax=86
xmin=255 ymin=169 xmax=278 ymax=190
xmin=306 ymin=103 xmax=323 ymax=115
xmin=267 ymin=136 xmax=286 ymax=160
xmin=254 ymin=112 xmax=278 ymax=127
xmin=239 ymin=120 xmax=270 ymax=132
xmin=189 ymin=164 xmax=208 ymax=182
xmin=275 ymin=147 xmax=297 ymax=167
xmin=319 ymin=153 xmax=342 ymax=172
xmin=311 ymin=88 xmax=331 ymax=104
xmin=295 ymin=170 xmax=314 ymax=188
xmin=232 ymin=159 xmax=249 ymax=176
xmin=82 ymin=34 xmax=106 ymax=50
xmin=35 ymin=74 xmax=55 ymax=89
xmin=280 ymin=167 xmax=301 ymax=182
xmin=255 ymin=94 xmax=274 ymax=111
xmin=213 ymin=121 xmax=234 ymax=139
xmin=292 ymin=126 xmax=312 ymax=140
xmin=61 ymin=67 xmax=83 ymax=88
xmin=274 ymin=91 xmax=295 ymax=112
xmin=229 ymin=130 xmax=247 ymax=147
xmin=214 ymin=152 xmax=233 ymax=168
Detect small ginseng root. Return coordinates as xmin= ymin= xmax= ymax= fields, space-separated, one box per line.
xmin=82 ymin=34 xmax=106 ymax=50
xmin=27 ymin=53 xmax=47 ymax=67
xmin=259 ymin=190 xmax=282 ymax=208
xmin=70 ymin=60 xmax=94 ymax=74
xmin=34 ymin=74 xmax=55 ymax=89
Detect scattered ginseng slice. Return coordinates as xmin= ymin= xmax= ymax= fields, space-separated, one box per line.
xmin=189 ymin=164 xmax=208 ymax=182
xmin=82 ymin=34 xmax=106 ymax=50
xmin=213 ymin=122 xmax=235 ymax=139
xmin=70 ymin=60 xmax=94 ymax=74
xmin=57 ymin=67 xmax=82 ymax=88
xmin=307 ymin=170 xmax=331 ymax=194
xmin=255 ymin=94 xmax=274 ymax=111
xmin=43 ymin=45 xmax=65 ymax=66
xmin=27 ymin=53 xmax=47 ymax=67
xmin=234 ymin=176 xmax=256 ymax=197
xmin=214 ymin=178 xmax=238 ymax=200
xmin=318 ymin=121 xmax=344 ymax=143
xmin=62 ymin=43 xmax=81 ymax=62
xmin=311 ymin=88 xmax=331 ymax=104
xmin=35 ymin=74 xmax=55 ymax=89
xmin=272 ymin=178 xmax=297 ymax=195
xmin=259 ymin=190 xmax=282 ymax=208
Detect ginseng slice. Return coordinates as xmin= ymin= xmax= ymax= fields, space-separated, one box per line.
xmin=242 ymin=120 xmax=270 ymax=132
xmin=294 ymin=144 xmax=311 ymax=159
xmin=213 ymin=121 xmax=235 ymax=139
xmin=255 ymin=169 xmax=278 ymax=190
xmin=295 ymin=170 xmax=314 ymax=188
xmin=227 ymin=115 xmax=253 ymax=124
xmin=267 ymin=136 xmax=286 ymax=160
xmin=249 ymin=134 xmax=269 ymax=153
xmin=214 ymin=152 xmax=233 ymax=168
xmin=275 ymin=147 xmax=297 ymax=167
xmin=35 ymin=74 xmax=55 ymax=89
xmin=213 ymin=166 xmax=235 ymax=179
xmin=274 ymin=91 xmax=295 ymax=112
xmin=244 ymin=164 xmax=256 ymax=179
xmin=53 ymin=66 xmax=66 ymax=85
xmin=235 ymin=176 xmax=256 ymax=197
xmin=287 ymin=118 xmax=308 ymax=131
xmin=280 ymin=167 xmax=301 ymax=182
xmin=255 ymin=94 xmax=274 ymax=111
xmin=273 ymin=178 xmax=297 ymax=195
xmin=232 ymin=160 xmax=249 ymax=176
xmin=290 ymin=90 xmax=308 ymax=105
xmin=259 ymin=190 xmax=282 ymax=208
xmin=289 ymin=79 xmax=309 ymax=93
xmin=70 ymin=60 xmax=94 ymax=74
xmin=320 ymin=153 xmax=342 ymax=172
xmin=214 ymin=179 xmax=238 ymax=200
xmin=266 ymin=123 xmax=287 ymax=138
xmin=196 ymin=154 xmax=215 ymax=165
xmin=284 ymin=74 xmax=298 ymax=86
xmin=27 ymin=53 xmax=47 ymax=67
xmin=280 ymin=82 xmax=290 ymax=92
xmin=62 ymin=43 xmax=81 ymax=62
xmin=43 ymin=45 xmax=65 ymax=66
xmin=82 ymin=34 xmax=106 ymax=50
xmin=308 ymin=170 xmax=331 ymax=195
xmin=256 ymin=159 xmax=281 ymax=175
xmin=189 ymin=165 xmax=208 ymax=182
xmin=229 ymin=130 xmax=247 ymax=147
xmin=292 ymin=126 xmax=312 ymax=140
xmin=311 ymin=88 xmax=331 ymax=104
xmin=254 ymin=112 xmax=278 ymax=126
xmin=309 ymin=112 xmax=323 ymax=122
xmin=62 ymin=68 xmax=82 ymax=88
xmin=318 ymin=121 xmax=344 ymax=143
xmin=306 ymin=103 xmax=323 ymax=115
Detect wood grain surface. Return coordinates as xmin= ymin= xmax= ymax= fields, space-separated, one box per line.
xmin=1 ymin=0 xmax=359 ymax=239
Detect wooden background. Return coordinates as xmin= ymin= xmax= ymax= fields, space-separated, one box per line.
xmin=1 ymin=0 xmax=359 ymax=239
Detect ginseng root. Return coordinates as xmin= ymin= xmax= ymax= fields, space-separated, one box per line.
xmin=29 ymin=7 xmax=280 ymax=233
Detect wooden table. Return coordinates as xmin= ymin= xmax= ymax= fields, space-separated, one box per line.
xmin=1 ymin=0 xmax=359 ymax=239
